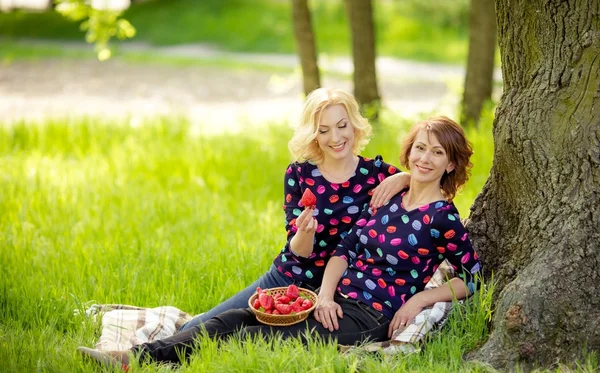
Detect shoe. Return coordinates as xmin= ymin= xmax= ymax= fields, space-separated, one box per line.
xmin=77 ymin=346 xmax=129 ymax=371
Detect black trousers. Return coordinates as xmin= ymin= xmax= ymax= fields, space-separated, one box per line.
xmin=132 ymin=294 xmax=390 ymax=364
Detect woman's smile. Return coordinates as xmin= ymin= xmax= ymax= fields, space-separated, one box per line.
xmin=330 ymin=142 xmax=347 ymax=152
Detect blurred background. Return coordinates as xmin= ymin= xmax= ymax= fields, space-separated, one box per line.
xmin=0 ymin=0 xmax=501 ymax=134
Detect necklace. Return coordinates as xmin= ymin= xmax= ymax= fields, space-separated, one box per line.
xmin=318 ymin=156 xmax=359 ymax=184
xmin=402 ymin=189 xmax=445 ymax=211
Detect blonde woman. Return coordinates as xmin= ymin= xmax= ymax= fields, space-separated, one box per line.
xmin=179 ymin=88 xmax=406 ymax=332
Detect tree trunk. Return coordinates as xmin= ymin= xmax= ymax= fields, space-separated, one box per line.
xmin=461 ymin=0 xmax=497 ymax=126
xmin=291 ymin=0 xmax=321 ymax=96
xmin=344 ymin=0 xmax=380 ymax=111
xmin=466 ymin=0 xmax=600 ymax=370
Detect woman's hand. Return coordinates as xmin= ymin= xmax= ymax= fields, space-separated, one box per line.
xmin=388 ymin=296 xmax=424 ymax=338
xmin=294 ymin=207 xmax=317 ymax=234
xmin=289 ymin=207 xmax=318 ymax=257
xmin=313 ymin=297 xmax=343 ymax=332
xmin=371 ymin=172 xmax=411 ymax=209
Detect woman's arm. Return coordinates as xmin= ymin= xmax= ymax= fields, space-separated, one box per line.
xmin=370 ymin=155 xmax=410 ymax=208
xmin=282 ymin=164 xmax=317 ymax=258
xmin=387 ymin=277 xmax=469 ymax=337
xmin=370 ymin=171 xmax=411 ymax=208
xmin=313 ymin=206 xmax=371 ymax=331
xmin=289 ymin=208 xmax=316 ymax=257
xmin=388 ymin=206 xmax=482 ymax=337
xmin=313 ymin=256 xmax=348 ymax=331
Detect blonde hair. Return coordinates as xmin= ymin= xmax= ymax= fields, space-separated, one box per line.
xmin=288 ymin=88 xmax=372 ymax=163
xmin=399 ymin=116 xmax=473 ymax=201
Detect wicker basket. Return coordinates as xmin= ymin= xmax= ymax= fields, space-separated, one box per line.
xmin=248 ymin=287 xmax=318 ymax=326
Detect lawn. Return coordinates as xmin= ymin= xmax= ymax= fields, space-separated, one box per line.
xmin=0 ymin=112 xmax=503 ymax=372
xmin=0 ymin=0 xmax=470 ymax=64
xmin=2 ymin=112 xmax=598 ymax=372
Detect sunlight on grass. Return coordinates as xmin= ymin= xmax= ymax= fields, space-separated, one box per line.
xmin=2 ymin=115 xmax=595 ymax=372
xmin=0 ymin=113 xmax=555 ymax=372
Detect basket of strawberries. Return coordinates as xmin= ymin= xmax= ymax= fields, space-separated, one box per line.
xmin=248 ymin=285 xmax=317 ymax=326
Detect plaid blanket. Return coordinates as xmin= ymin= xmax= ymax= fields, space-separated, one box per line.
xmin=84 ymin=260 xmax=456 ymax=354
xmin=85 ymin=304 xmax=192 ymax=351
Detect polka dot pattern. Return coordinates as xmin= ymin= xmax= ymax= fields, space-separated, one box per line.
xmin=274 ymin=156 xmax=397 ymax=287
xmin=333 ymin=189 xmax=481 ymax=320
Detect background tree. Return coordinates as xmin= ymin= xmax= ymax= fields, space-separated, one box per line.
xmin=291 ymin=0 xmax=321 ymax=96
xmin=466 ymin=0 xmax=600 ymax=370
xmin=461 ymin=0 xmax=497 ymax=126
xmin=344 ymin=0 xmax=380 ymax=114
xmin=55 ymin=0 xmax=135 ymax=60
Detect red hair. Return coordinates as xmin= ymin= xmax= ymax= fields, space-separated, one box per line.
xmin=399 ymin=116 xmax=473 ymax=201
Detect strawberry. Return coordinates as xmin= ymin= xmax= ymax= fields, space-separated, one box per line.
xmin=300 ymin=188 xmax=317 ymax=208
xmin=273 ymin=309 xmax=281 ymax=315
xmin=286 ymin=284 xmax=299 ymax=301
xmin=301 ymin=298 xmax=314 ymax=310
xmin=252 ymin=298 xmax=261 ymax=310
xmin=275 ymin=303 xmax=293 ymax=315
xmin=277 ymin=295 xmax=290 ymax=304
xmin=259 ymin=292 xmax=274 ymax=311
xmin=291 ymin=297 xmax=304 ymax=313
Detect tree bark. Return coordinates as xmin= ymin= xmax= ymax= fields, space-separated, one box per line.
xmin=291 ymin=0 xmax=321 ymax=96
xmin=466 ymin=0 xmax=600 ymax=370
xmin=344 ymin=0 xmax=380 ymax=111
xmin=461 ymin=0 xmax=497 ymax=126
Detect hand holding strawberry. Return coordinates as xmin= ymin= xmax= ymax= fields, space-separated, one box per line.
xmin=294 ymin=207 xmax=317 ymax=236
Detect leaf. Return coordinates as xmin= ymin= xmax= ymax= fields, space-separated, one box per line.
xmin=54 ymin=0 xmax=137 ymax=61
xmin=117 ymin=19 xmax=136 ymax=39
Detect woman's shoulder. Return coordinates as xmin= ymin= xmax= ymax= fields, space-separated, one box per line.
xmin=359 ymin=154 xmax=381 ymax=166
xmin=360 ymin=155 xmax=398 ymax=175
xmin=355 ymin=155 xmax=381 ymax=172
xmin=285 ymin=160 xmax=318 ymax=177
xmin=429 ymin=200 xmax=462 ymax=227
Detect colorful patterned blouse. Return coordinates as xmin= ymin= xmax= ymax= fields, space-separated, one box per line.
xmin=273 ymin=156 xmax=398 ymax=287
xmin=333 ymin=189 xmax=481 ymax=320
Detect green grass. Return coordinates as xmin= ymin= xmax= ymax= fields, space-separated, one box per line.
xmin=0 ymin=113 xmax=493 ymax=372
xmin=0 ymin=38 xmax=306 ymax=74
xmin=1 ymin=113 xmax=597 ymax=372
xmin=0 ymin=0 xmax=470 ymax=64
xmin=0 ymin=39 xmax=97 ymax=62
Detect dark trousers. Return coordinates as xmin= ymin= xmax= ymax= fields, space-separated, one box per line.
xmin=132 ymin=294 xmax=390 ymax=364
xmin=179 ymin=264 xmax=310 ymax=331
